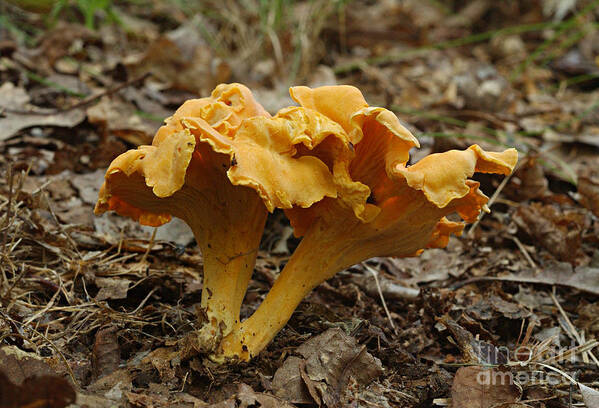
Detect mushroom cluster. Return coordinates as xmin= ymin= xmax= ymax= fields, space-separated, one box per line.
xmin=95 ymin=83 xmax=517 ymax=362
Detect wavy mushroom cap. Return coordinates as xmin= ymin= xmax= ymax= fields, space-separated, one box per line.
xmin=154 ymin=83 xmax=271 ymax=145
xmin=285 ymin=85 xmax=518 ymax=255
xmin=183 ymin=105 xmax=370 ymax=217
xmin=94 ymin=83 xmax=271 ymax=225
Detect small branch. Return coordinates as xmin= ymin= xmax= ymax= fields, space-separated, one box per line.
xmin=363 ymin=263 xmax=398 ymax=335
xmin=551 ymin=291 xmax=599 ymax=366
xmin=467 ymin=168 xmax=516 ymax=237
xmin=2 ymin=162 xmax=13 ymax=253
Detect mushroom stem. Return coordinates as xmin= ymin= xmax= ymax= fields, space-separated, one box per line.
xmin=101 ymin=168 xmax=268 ymax=352
xmin=216 ymin=223 xmax=343 ymax=361
xmin=194 ymin=242 xmax=264 ymax=349
xmin=181 ymin=184 xmax=268 ymax=352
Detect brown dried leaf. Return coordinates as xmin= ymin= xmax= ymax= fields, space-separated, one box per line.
xmin=87 ymin=96 xmax=158 ymax=145
xmin=0 ymin=371 xmax=76 ymax=408
xmin=578 ymin=175 xmax=599 ymax=217
xmin=511 ymin=157 xmax=548 ymax=200
xmin=488 ymin=295 xmax=531 ymax=320
xmin=473 ymin=263 xmax=599 ymax=296
xmin=439 ymin=316 xmax=507 ymax=365
xmin=271 ymin=357 xmax=310 ymax=404
xmin=514 ymin=202 xmax=587 ymax=264
xmin=272 ymin=328 xmax=383 ymax=407
xmin=127 ymin=391 xmax=169 ymax=407
xmin=95 ymin=277 xmax=132 ymax=300
xmin=0 ymin=82 xmax=85 ymax=141
xmin=236 ymin=383 xmax=296 ymax=408
xmin=127 ymin=17 xmax=230 ymax=94
xmin=141 ymin=347 xmax=179 ymax=384
xmin=92 ymin=326 xmax=120 ymax=381
xmin=0 ymin=346 xmax=57 ymax=385
xmin=450 ymin=366 xmax=521 ymax=408
xmin=87 ymin=368 xmax=132 ymax=400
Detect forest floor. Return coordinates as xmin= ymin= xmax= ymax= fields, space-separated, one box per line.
xmin=1 ymin=1 xmax=599 ymax=407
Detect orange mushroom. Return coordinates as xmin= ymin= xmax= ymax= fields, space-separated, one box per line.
xmin=95 ymin=84 xmax=271 ymax=351
xmin=95 ymin=84 xmax=360 ymax=352
xmin=216 ymin=85 xmax=518 ymax=361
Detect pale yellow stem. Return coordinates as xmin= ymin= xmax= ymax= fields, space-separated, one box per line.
xmin=198 ymin=249 xmax=260 ymax=335
xmin=182 ymin=187 xmax=267 ymax=352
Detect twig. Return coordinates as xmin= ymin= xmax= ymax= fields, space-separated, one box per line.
xmin=363 ymin=263 xmax=398 ymax=335
xmin=138 ymin=227 xmax=157 ymax=266
xmin=543 ymin=340 xmax=599 ymax=365
xmin=467 ymin=168 xmax=516 ymax=237
xmin=511 ymin=236 xmax=538 ymax=270
xmin=2 ymin=162 xmax=13 ymax=252
xmin=3 ymin=72 xmax=152 ymax=116
xmin=550 ymin=291 xmax=599 ymax=366
xmin=128 ymin=287 xmax=158 ymax=315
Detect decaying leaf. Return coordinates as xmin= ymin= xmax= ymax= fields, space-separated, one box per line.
xmin=459 ymin=262 xmax=599 ymax=296
xmin=468 ymin=295 xmax=531 ymax=321
xmin=514 ymin=202 xmax=588 ymax=264
xmin=0 ymin=371 xmax=76 ymax=408
xmin=127 ymin=16 xmax=230 ymax=94
xmin=450 ymin=366 xmax=521 ymax=408
xmin=272 ymin=328 xmax=383 ymax=406
xmin=510 ymin=156 xmax=548 ymax=200
xmin=0 ymin=82 xmax=85 ymax=141
xmin=237 ymin=383 xmax=296 ymax=408
xmin=141 ymin=347 xmax=179 ymax=384
xmin=439 ymin=316 xmax=508 ymax=365
xmin=87 ymin=96 xmax=159 ymax=145
xmin=0 ymin=346 xmax=57 ymax=385
xmin=92 ymin=326 xmax=121 ymax=380
xmin=95 ymin=277 xmax=132 ymax=300
xmin=578 ymin=174 xmax=599 ymax=217
xmin=579 ymin=383 xmax=599 ymax=408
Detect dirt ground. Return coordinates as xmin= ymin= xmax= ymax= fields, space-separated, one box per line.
xmin=1 ymin=1 xmax=599 ymax=407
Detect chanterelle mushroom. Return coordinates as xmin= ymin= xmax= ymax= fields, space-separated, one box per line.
xmin=95 ymin=83 xmax=360 ymax=353
xmin=216 ymin=85 xmax=518 ymax=361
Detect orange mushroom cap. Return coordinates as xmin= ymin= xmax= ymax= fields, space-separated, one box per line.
xmin=182 ymin=104 xmax=369 ymax=219
xmin=95 ymin=83 xmax=271 ymax=224
xmin=285 ymin=85 xmax=517 ymax=250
